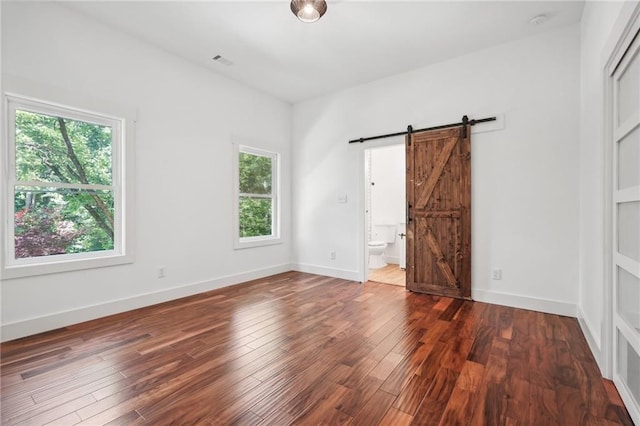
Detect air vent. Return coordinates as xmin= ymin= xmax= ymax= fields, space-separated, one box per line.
xmin=212 ymin=55 xmax=233 ymax=66
xmin=529 ymin=14 xmax=548 ymax=25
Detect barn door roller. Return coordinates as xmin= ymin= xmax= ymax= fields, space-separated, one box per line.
xmin=348 ymin=115 xmax=495 ymax=144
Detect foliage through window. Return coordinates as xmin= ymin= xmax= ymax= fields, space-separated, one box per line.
xmin=4 ymin=95 xmax=127 ymax=273
xmin=236 ymin=146 xmax=279 ymax=246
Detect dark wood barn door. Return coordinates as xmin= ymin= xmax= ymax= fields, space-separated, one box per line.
xmin=406 ymin=126 xmax=471 ymax=299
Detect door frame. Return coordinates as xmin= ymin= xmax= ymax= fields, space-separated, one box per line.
xmin=601 ymin=1 xmax=640 ymax=417
xmin=356 ymin=136 xmax=406 ymax=284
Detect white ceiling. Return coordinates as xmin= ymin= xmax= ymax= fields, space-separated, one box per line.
xmin=65 ymin=1 xmax=585 ymax=104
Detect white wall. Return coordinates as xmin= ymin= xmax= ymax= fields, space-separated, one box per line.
xmin=370 ymin=145 xmax=405 ymax=263
xmin=292 ymin=25 xmax=581 ymax=316
xmin=0 ymin=2 xmax=292 ymax=340
xmin=578 ymin=1 xmax=630 ymax=374
xmin=1 ymin=2 xmax=605 ymax=342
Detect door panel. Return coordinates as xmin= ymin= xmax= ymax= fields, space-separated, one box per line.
xmin=406 ymin=126 xmax=471 ymax=299
xmin=617 ymin=43 xmax=640 ymax=126
xmin=612 ymin=26 xmax=640 ymax=422
xmin=618 ymin=201 xmax=640 ymax=262
xmin=618 ymin=125 xmax=640 ymax=189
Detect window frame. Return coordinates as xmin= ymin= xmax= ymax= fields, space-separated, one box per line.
xmin=2 ymin=93 xmax=134 ymax=279
xmin=233 ymin=143 xmax=281 ymax=249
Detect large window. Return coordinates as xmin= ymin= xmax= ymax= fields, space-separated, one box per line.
xmin=234 ymin=145 xmax=280 ymax=248
xmin=3 ymin=94 xmax=132 ymax=278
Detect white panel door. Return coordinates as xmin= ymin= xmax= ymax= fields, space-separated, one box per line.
xmin=612 ymin=29 xmax=640 ymax=424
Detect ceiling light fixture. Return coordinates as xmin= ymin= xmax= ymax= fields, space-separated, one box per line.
xmin=290 ymin=0 xmax=327 ymax=23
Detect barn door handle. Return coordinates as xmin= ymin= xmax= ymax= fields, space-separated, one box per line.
xmin=407 ymin=203 xmax=412 ymax=223
xmin=461 ymin=115 xmax=469 ymax=138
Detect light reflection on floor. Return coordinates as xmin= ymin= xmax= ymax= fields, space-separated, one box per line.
xmin=368 ymin=264 xmax=406 ymax=287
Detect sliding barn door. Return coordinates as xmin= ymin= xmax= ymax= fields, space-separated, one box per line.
xmin=406 ymin=126 xmax=471 ymax=299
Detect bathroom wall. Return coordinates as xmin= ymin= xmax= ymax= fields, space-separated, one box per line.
xmin=370 ymin=145 xmax=405 ymax=263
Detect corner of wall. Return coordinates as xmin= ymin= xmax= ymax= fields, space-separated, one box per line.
xmin=473 ymin=289 xmax=576 ymax=317
xmin=577 ymin=305 xmax=606 ymax=375
xmin=292 ymin=263 xmax=361 ymax=282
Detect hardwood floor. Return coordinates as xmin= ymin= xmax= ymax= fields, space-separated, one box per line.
xmin=368 ymin=264 xmax=406 ymax=287
xmin=0 ymin=271 xmax=633 ymax=425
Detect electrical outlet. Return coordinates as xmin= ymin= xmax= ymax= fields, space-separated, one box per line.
xmin=330 ymin=251 xmax=336 ymax=260
xmin=492 ymin=268 xmax=502 ymax=280
xmin=158 ymin=266 xmax=166 ymax=278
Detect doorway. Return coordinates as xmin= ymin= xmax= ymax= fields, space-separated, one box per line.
xmin=364 ymin=144 xmax=406 ymax=287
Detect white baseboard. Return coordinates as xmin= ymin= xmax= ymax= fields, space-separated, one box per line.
xmin=292 ymin=263 xmax=360 ymax=282
xmin=1 ymin=263 xmax=294 ymax=342
xmin=472 ymin=289 xmax=577 ymax=317
xmin=577 ymin=305 xmax=606 ymax=375
xmin=383 ymin=256 xmax=399 ymax=265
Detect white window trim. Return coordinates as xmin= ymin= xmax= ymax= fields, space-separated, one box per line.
xmin=232 ymin=143 xmax=281 ymax=249
xmin=1 ymin=93 xmax=135 ymax=279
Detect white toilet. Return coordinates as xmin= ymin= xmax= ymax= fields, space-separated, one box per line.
xmin=368 ymin=224 xmax=396 ymax=269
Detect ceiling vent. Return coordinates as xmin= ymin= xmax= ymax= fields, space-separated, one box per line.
xmin=529 ymin=14 xmax=548 ymax=25
xmin=212 ymin=55 xmax=233 ymax=66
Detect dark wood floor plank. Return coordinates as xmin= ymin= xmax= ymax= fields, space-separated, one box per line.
xmin=0 ymin=272 xmax=634 ymax=425
xmin=439 ymin=297 xmax=465 ymax=321
xmin=2 ymin=361 xmax=120 ymax=421
xmin=447 ymin=361 xmax=484 ymax=425
xmin=392 ymin=372 xmax=434 ymax=415
xmin=136 ymin=344 xmax=286 ymax=421
xmin=410 ymin=394 xmax=447 ymax=426
xmin=209 ymin=369 xmax=295 ymax=424
xmin=504 ymin=375 xmax=530 ymax=424
xmin=379 ymin=407 xmax=414 ymax=425
xmin=466 ymin=324 xmax=495 ymax=365
xmin=141 ymin=375 xmax=263 ymax=425
xmin=350 ymin=389 xmax=397 ymax=426
xmin=379 ymin=342 xmax=435 ymax=396
xmin=335 ymin=375 xmax=384 ymax=417
xmin=291 ymin=382 xmax=351 ymax=425
xmin=20 ymin=334 xmax=150 ymax=380
xmin=31 ymin=369 xmax=124 ymax=404
xmin=248 ymin=359 xmax=334 ymax=419
xmin=230 ymin=409 xmax=263 ymax=426
xmin=43 ymin=411 xmax=83 ymax=426
xmin=529 ymin=384 xmax=561 ymax=426
xmin=7 ymin=393 xmax=96 ymax=426
xmin=2 ymin=355 xmax=115 ymax=399
xmin=102 ymin=410 xmax=142 ymax=426
xmin=369 ymin=351 xmax=405 ymax=382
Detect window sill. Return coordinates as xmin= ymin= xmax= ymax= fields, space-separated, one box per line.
xmin=1 ymin=252 xmax=134 ymax=280
xmin=234 ymin=236 xmax=282 ymax=250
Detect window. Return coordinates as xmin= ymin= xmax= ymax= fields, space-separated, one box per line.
xmin=234 ymin=145 xmax=280 ymax=248
xmin=2 ymin=94 xmax=133 ymax=278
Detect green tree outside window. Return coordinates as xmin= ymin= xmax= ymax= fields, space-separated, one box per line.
xmin=238 ymin=151 xmax=274 ymax=238
xmin=13 ymin=110 xmax=115 ymax=258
